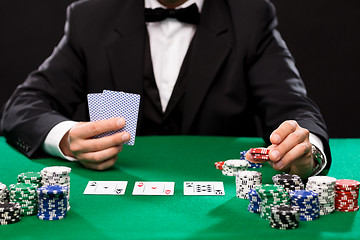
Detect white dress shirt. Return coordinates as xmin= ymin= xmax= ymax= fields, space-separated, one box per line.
xmin=43 ymin=0 xmax=326 ymax=171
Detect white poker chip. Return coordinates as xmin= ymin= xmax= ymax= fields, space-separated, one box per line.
xmin=41 ymin=166 xmax=71 ymax=175
xmin=224 ymin=159 xmax=249 ymax=168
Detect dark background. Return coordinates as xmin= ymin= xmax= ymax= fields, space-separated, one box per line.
xmin=0 ymin=0 xmax=359 ymax=138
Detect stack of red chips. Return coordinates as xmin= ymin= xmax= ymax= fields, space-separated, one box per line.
xmin=249 ymin=148 xmax=270 ymax=161
xmin=335 ymin=179 xmax=359 ymax=212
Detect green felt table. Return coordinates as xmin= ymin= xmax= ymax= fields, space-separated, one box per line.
xmin=0 ymin=136 xmax=359 ymax=240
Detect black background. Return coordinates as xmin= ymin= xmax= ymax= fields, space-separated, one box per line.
xmin=0 ymin=0 xmax=359 ymax=137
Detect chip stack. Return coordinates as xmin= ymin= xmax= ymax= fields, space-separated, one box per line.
xmin=214 ymin=161 xmax=225 ymax=170
xmin=0 ymin=182 xmax=9 ymax=201
xmin=289 ymin=190 xmax=320 ymax=221
xmin=254 ymin=184 xmax=290 ymax=220
xmin=37 ymin=185 xmax=68 ymax=220
xmin=235 ymin=171 xmax=262 ymax=199
xmin=335 ymin=179 xmax=359 ymax=212
xmin=248 ymin=188 xmax=262 ymax=213
xmin=8 ymin=183 xmax=38 ymax=216
xmin=240 ymin=150 xmax=263 ymax=169
xmin=17 ymin=172 xmax=42 ymax=188
xmin=306 ymin=176 xmax=336 ymax=215
xmin=272 ymin=174 xmax=304 ymax=193
xmin=270 ymin=205 xmax=299 ymax=230
xmin=41 ymin=166 xmax=71 ymax=211
xmin=249 ymin=148 xmax=270 ymax=161
xmin=0 ymin=201 xmax=21 ymax=225
xmin=222 ymin=159 xmax=248 ymax=176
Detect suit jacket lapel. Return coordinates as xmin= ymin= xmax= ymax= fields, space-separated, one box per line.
xmin=182 ymin=0 xmax=233 ymax=133
xmin=106 ymin=0 xmax=145 ymax=94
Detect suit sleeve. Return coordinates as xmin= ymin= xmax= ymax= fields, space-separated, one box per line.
xmin=0 ymin=4 xmax=87 ymax=157
xmin=245 ymin=1 xmax=331 ymax=172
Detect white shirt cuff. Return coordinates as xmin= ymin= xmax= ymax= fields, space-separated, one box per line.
xmin=43 ymin=121 xmax=79 ymax=161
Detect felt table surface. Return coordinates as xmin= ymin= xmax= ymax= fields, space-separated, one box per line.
xmin=0 ymin=136 xmax=359 ymax=240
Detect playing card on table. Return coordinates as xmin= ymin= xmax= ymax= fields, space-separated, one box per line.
xmin=183 ymin=181 xmax=225 ymax=195
xmin=132 ymin=181 xmax=175 ymax=195
xmin=83 ymin=181 xmax=128 ymax=195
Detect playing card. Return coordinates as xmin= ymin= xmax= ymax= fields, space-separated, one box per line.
xmin=83 ymin=181 xmax=128 ymax=195
xmin=183 ymin=181 xmax=225 ymax=195
xmin=87 ymin=90 xmax=141 ymax=145
xmin=98 ymin=90 xmax=140 ymax=145
xmin=87 ymin=93 xmax=103 ymax=121
xmin=132 ymin=181 xmax=175 ymax=195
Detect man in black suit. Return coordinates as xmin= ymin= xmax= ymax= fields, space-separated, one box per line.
xmin=0 ymin=0 xmax=331 ymax=178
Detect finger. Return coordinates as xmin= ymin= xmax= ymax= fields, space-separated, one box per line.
xmin=76 ymin=145 xmax=122 ymax=163
xmin=70 ymin=131 xmax=130 ymax=153
xmin=269 ymin=127 xmax=309 ymax=162
xmin=270 ymin=120 xmax=298 ymax=145
xmin=80 ymin=156 xmax=118 ymax=171
xmin=70 ymin=117 xmax=126 ymax=139
xmin=271 ymin=141 xmax=312 ymax=172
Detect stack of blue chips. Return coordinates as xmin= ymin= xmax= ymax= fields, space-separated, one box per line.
xmin=37 ymin=185 xmax=68 ymax=221
xmin=248 ymin=188 xmax=261 ymax=213
xmin=289 ymin=190 xmax=320 ymax=221
xmin=240 ymin=151 xmax=263 ymax=169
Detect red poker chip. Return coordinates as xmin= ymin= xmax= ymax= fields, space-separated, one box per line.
xmin=215 ymin=161 xmax=225 ymax=170
xmin=336 ymin=179 xmax=360 ymax=188
xmin=336 ymin=206 xmax=359 ymax=212
xmin=335 ymin=190 xmax=359 ymax=195
xmin=249 ymin=148 xmax=270 ymax=155
xmin=252 ymin=155 xmax=270 ymax=160
xmin=335 ymin=205 xmax=359 ymax=209
xmin=335 ymin=202 xmax=358 ymax=206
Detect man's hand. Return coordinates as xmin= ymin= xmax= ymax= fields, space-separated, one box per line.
xmin=246 ymin=120 xmax=314 ymax=178
xmin=59 ymin=117 xmax=130 ymax=170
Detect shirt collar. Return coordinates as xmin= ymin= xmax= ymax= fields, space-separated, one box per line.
xmin=145 ymin=0 xmax=204 ymax=12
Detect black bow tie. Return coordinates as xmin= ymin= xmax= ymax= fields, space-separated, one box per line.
xmin=144 ymin=3 xmax=200 ymax=25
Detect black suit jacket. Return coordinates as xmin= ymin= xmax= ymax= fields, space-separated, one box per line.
xmin=0 ymin=0 xmax=331 ymax=170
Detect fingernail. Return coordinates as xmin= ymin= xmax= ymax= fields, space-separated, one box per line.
xmin=117 ymin=118 xmax=125 ymax=127
xmin=271 ymin=150 xmax=280 ymax=160
xmin=122 ymin=133 xmax=130 ymax=141
xmin=271 ymin=133 xmax=281 ymax=144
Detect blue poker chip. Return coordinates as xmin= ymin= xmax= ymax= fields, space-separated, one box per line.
xmin=290 ymin=190 xmax=318 ymax=198
xmin=37 ymin=214 xmax=66 ymax=220
xmin=37 ymin=185 xmax=68 ymax=195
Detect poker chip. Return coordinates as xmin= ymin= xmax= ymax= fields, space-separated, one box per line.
xmin=270 ymin=205 xmax=299 ymax=230
xmin=335 ymin=179 xmax=359 ymax=212
xmin=254 ymin=184 xmax=290 ymax=220
xmin=41 ymin=166 xmax=71 ymax=211
xmin=0 ymin=182 xmax=9 ymax=201
xmin=222 ymin=159 xmax=248 ymax=176
xmin=272 ymin=174 xmax=304 ymax=193
xmin=290 ymin=190 xmax=320 ymax=221
xmin=37 ymin=185 xmax=68 ymax=220
xmin=235 ymin=171 xmax=262 ymax=199
xmin=249 ymin=148 xmax=270 ymax=161
xmin=0 ymin=201 xmax=21 ymax=225
xmin=214 ymin=161 xmax=225 ymax=170
xmin=248 ymin=188 xmax=261 ymax=213
xmin=240 ymin=151 xmax=263 ymax=169
xmin=8 ymin=183 xmax=38 ymax=216
xmin=306 ymin=176 xmax=336 ymax=215
xmin=17 ymin=172 xmax=42 ymax=188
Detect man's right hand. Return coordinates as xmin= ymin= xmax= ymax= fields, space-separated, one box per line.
xmin=59 ymin=117 xmax=130 ymax=170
